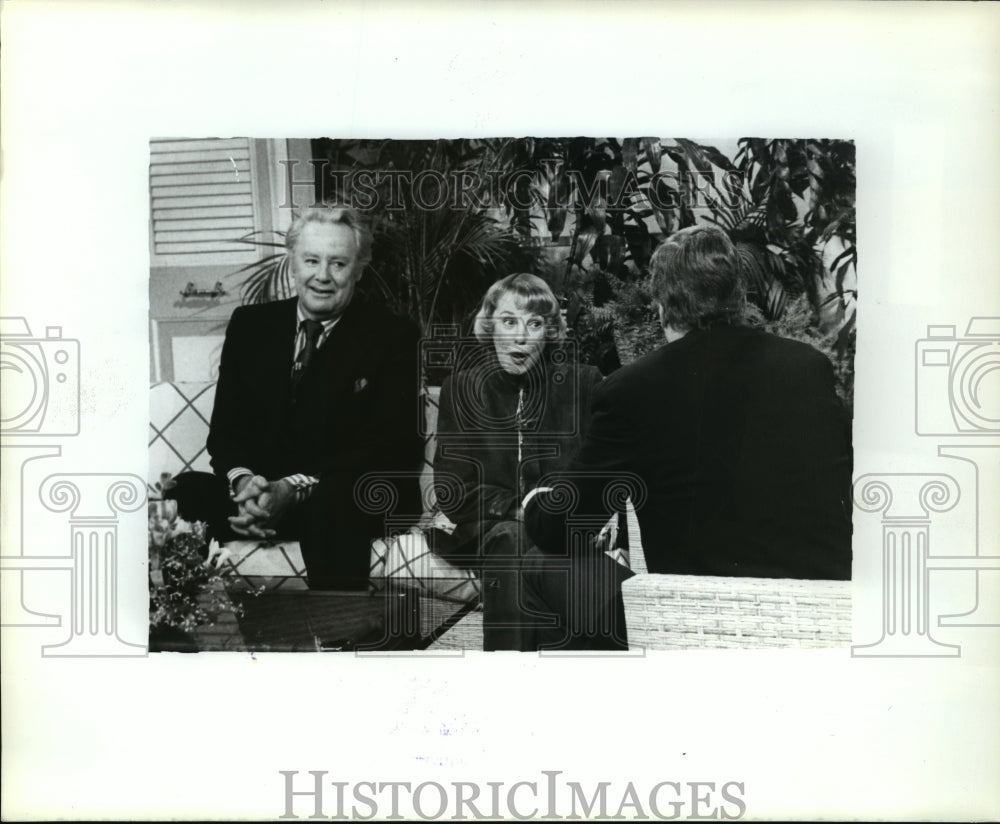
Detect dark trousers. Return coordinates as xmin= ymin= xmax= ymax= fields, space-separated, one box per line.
xmin=520 ymin=546 xmax=634 ymax=651
xmin=165 ymin=471 xmax=375 ymax=590
xmin=438 ymin=519 xmax=633 ymax=651
xmin=478 ymin=520 xmax=542 ymax=652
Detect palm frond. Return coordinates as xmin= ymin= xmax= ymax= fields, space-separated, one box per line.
xmin=228 ymin=229 xmax=295 ymax=304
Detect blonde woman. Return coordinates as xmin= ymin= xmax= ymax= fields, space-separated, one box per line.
xmin=431 ymin=273 xmax=603 ymax=650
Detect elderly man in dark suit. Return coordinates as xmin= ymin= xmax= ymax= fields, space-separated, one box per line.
xmin=522 ymin=224 xmax=853 ymax=649
xmin=175 ymin=206 xmax=423 ymax=590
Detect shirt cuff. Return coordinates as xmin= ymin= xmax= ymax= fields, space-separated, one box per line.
xmin=521 ymin=486 xmax=554 ymax=511
xmin=283 ymin=473 xmax=320 ymax=503
xmin=227 ymin=467 xmax=253 ymax=496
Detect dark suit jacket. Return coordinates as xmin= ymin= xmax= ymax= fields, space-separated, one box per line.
xmin=525 ymin=324 xmax=853 ymax=580
xmin=206 ymin=296 xmax=424 ymax=521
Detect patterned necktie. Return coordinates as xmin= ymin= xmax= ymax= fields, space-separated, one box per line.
xmin=291 ymin=319 xmax=324 ymax=393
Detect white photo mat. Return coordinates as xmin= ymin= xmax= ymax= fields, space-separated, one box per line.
xmin=1 ymin=2 xmax=998 ymax=821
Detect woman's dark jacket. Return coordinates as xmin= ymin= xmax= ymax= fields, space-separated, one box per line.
xmin=432 ymin=344 xmax=603 ymax=557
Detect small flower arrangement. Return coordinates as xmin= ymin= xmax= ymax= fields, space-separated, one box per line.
xmin=148 ymin=475 xmax=238 ymax=635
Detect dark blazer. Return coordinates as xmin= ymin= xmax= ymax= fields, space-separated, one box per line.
xmin=525 ymin=325 xmax=853 ymax=580
xmin=207 ymin=296 xmax=424 ymax=518
xmin=433 ymin=346 xmax=603 ymax=556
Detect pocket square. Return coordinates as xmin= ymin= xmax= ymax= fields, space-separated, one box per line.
xmin=353 ymin=377 xmax=369 ymax=393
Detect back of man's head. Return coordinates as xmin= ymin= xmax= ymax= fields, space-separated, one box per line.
xmin=650 ymin=224 xmax=744 ymax=331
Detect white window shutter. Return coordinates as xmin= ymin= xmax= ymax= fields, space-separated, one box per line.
xmin=149 ymin=137 xmax=261 ymax=262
